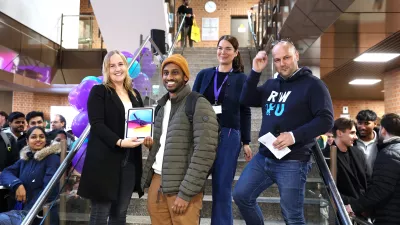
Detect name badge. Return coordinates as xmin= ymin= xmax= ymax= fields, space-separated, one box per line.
xmin=212 ymin=105 xmax=222 ymax=114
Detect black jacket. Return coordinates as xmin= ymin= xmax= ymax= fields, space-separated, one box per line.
xmin=78 ymin=85 xmax=144 ymax=201
xmin=350 ymin=137 xmax=400 ymax=225
xmin=0 ymin=132 xmax=19 ymax=171
xmin=334 ymin=145 xmax=368 ymax=205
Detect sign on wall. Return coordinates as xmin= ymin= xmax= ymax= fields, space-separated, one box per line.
xmin=202 ymin=18 xmax=219 ymax=41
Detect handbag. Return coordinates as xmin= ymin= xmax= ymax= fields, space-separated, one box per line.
xmin=190 ymin=19 xmax=201 ymax=43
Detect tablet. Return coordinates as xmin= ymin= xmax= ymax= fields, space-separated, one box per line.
xmin=125 ymin=107 xmax=154 ymax=139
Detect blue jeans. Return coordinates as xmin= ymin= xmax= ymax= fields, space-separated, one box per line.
xmin=233 ymin=153 xmax=312 ymax=225
xmin=211 ymin=128 xmax=241 ymax=225
xmin=89 ymin=161 xmax=135 ymax=225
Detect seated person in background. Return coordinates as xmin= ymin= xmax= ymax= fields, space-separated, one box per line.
xmin=331 ymin=118 xmax=367 ymax=205
xmin=348 ymin=113 xmax=400 ymax=225
xmin=0 ymin=126 xmax=61 ymax=224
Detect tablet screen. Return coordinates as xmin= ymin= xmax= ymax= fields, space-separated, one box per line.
xmin=126 ymin=107 xmax=154 ymax=139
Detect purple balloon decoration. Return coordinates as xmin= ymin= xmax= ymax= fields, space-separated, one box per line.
xmin=121 ymin=51 xmax=133 ymax=59
xmin=76 ymin=80 xmax=98 ymax=112
xmin=71 ymin=142 xmax=87 ymax=173
xmin=68 ymin=86 xmax=80 ymax=111
xmin=140 ymin=61 xmax=157 ymax=78
xmin=133 ymin=72 xmax=152 ymax=96
xmin=71 ymin=111 xmax=88 ymax=138
xmin=134 ymin=47 xmax=152 ymax=63
xmin=97 ymin=76 xmax=104 ymax=82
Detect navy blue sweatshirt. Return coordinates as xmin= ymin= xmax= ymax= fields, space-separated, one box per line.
xmin=240 ymin=67 xmax=334 ymax=161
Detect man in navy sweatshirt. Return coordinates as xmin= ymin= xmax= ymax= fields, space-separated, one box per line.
xmin=233 ymin=41 xmax=334 ymax=225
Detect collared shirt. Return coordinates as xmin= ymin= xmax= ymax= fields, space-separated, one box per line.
xmin=355 ymin=130 xmax=378 ymax=178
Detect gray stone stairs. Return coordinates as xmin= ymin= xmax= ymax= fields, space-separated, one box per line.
xmin=55 ymin=47 xmax=334 ymax=224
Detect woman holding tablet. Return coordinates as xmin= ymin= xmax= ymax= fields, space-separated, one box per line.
xmin=192 ymin=35 xmax=252 ymax=225
xmin=78 ymin=50 xmax=144 ymax=225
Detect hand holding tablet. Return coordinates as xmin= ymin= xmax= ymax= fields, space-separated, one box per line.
xmin=119 ymin=137 xmax=144 ymax=148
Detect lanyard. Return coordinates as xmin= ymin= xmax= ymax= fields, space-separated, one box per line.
xmin=213 ymin=67 xmax=232 ymax=105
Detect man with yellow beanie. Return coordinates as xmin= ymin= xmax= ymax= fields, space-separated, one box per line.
xmin=141 ymin=54 xmax=219 ymax=225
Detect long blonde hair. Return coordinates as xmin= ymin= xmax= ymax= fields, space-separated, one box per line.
xmin=102 ymin=50 xmax=136 ymax=96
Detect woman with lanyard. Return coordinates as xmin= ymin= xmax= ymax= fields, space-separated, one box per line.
xmin=192 ymin=35 xmax=252 ymax=225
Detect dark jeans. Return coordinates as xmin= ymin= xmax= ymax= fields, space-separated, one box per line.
xmin=89 ymin=161 xmax=135 ymax=225
xmin=233 ymin=153 xmax=312 ymax=225
xmin=211 ymin=128 xmax=241 ymax=225
xmin=180 ymin=26 xmax=193 ymax=48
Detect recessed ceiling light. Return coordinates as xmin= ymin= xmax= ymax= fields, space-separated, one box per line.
xmin=354 ymin=53 xmax=400 ymax=62
xmin=349 ymin=79 xmax=381 ymax=85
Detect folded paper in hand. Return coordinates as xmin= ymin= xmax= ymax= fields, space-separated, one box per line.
xmin=258 ymin=132 xmax=291 ymax=159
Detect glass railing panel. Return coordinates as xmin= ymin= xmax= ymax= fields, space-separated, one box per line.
xmin=61 ymin=15 xmax=105 ymax=50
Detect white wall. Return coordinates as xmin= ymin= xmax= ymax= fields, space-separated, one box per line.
xmin=0 ymin=0 xmax=80 ymax=48
xmin=90 ymin=0 xmax=168 ymax=52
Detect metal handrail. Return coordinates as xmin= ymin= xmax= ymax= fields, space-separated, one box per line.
xmin=168 ymin=13 xmax=186 ymax=57
xmin=21 ymin=36 xmax=156 ymax=225
xmin=312 ymin=141 xmax=353 ymax=225
xmin=247 ymin=10 xmax=259 ymax=51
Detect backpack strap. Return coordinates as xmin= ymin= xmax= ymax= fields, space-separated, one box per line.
xmin=153 ymin=91 xmax=203 ymax=124
xmin=0 ymin=131 xmax=11 ymax=152
xmin=185 ymin=91 xmax=203 ymax=123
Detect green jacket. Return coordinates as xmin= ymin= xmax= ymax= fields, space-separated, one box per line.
xmin=141 ymin=85 xmax=218 ymax=201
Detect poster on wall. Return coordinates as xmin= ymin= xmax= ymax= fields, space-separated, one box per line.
xmin=202 ymin=18 xmax=219 ymax=41
xmin=50 ymin=106 xmax=80 ymax=131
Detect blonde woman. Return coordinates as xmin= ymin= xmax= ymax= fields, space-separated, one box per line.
xmin=78 ymin=50 xmax=144 ymax=225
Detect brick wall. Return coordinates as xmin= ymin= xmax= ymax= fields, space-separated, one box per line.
xmin=332 ymin=99 xmax=385 ymax=120
xmin=183 ymin=0 xmax=258 ymax=47
xmin=384 ymin=69 xmax=400 ymax=114
xmin=80 ymin=0 xmax=93 ymax=14
xmin=12 ymin=92 xmax=69 ymax=120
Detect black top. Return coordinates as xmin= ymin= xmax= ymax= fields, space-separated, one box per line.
xmin=0 ymin=133 xmax=19 ymax=171
xmin=177 ymin=5 xmax=193 ymax=27
xmin=336 ymin=146 xmax=368 ymax=205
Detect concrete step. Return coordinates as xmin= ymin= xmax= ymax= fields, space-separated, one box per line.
xmin=128 ymin=194 xmax=330 ymax=223
xmin=58 ymin=214 xmax=324 ymax=225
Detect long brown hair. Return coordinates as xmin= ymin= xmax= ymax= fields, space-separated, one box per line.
xmin=217 ymin=35 xmax=244 ymax=73
xmin=102 ymin=50 xmax=136 ymax=96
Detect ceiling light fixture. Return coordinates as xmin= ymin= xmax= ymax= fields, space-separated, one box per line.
xmin=354 ymin=53 xmax=400 ymax=62
xmin=349 ymin=79 xmax=381 ymax=85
